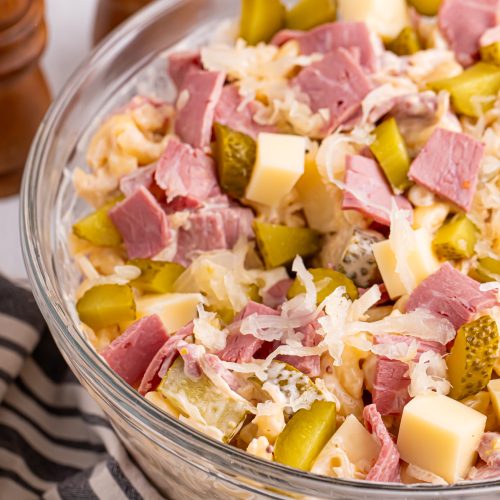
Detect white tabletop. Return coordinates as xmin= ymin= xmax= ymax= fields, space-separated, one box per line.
xmin=0 ymin=0 xmax=97 ymax=281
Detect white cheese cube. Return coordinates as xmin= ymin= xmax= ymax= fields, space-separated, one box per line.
xmin=487 ymin=379 xmax=500 ymax=420
xmin=136 ymin=293 xmax=204 ymax=333
xmin=338 ymin=0 xmax=410 ymax=40
xmin=312 ymin=415 xmax=380 ymax=477
xmin=245 ymin=133 xmax=306 ymax=207
xmin=397 ymin=394 xmax=486 ymax=483
xmin=372 ymin=228 xmax=440 ymax=299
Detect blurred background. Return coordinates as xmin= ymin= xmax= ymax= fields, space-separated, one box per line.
xmin=0 ymin=0 xmax=152 ymax=282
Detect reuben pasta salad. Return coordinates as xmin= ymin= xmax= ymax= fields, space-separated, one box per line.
xmin=70 ymin=0 xmax=500 ymax=485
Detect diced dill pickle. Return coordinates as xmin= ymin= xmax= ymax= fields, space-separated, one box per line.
xmin=481 ymin=42 xmax=500 ymax=66
xmin=72 ymin=199 xmax=123 ymax=247
xmin=337 ymin=228 xmax=384 ymax=288
xmin=447 ymin=315 xmax=499 ymax=400
xmin=240 ymin=0 xmax=285 ymax=45
xmin=288 ymin=268 xmax=359 ymax=304
xmin=254 ymin=222 xmax=321 ymax=269
xmin=468 ymin=267 xmax=494 ymax=284
xmin=428 ymin=62 xmax=500 ymax=117
xmin=159 ymin=357 xmax=248 ymax=442
xmin=479 ymin=257 xmax=500 ymax=276
xmin=469 ymin=257 xmax=500 ymax=283
xmin=214 ymin=123 xmax=256 ymax=199
xmin=370 ymin=117 xmax=411 ymax=192
xmin=265 ymin=362 xmax=321 ymax=405
xmin=432 ymin=215 xmax=478 ymax=260
xmin=285 ymin=0 xmax=336 ymax=31
xmin=274 ymin=400 xmax=336 ymax=471
xmin=76 ymin=284 xmax=136 ymax=330
xmin=246 ymin=283 xmax=261 ymax=303
xmin=129 ymin=259 xmax=185 ymax=294
xmin=407 ymin=0 xmax=442 ymax=16
xmin=387 ymin=27 xmax=422 ymax=56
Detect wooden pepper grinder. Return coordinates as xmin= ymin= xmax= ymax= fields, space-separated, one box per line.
xmin=0 ymin=0 xmax=51 ymax=197
xmin=93 ymin=0 xmax=154 ymax=45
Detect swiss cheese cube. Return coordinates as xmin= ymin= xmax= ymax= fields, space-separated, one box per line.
xmin=372 ymin=228 xmax=440 ymax=299
xmin=338 ymin=0 xmax=410 ymax=40
xmin=136 ymin=293 xmax=204 ymax=333
xmin=311 ymin=415 xmax=380 ymax=476
xmin=245 ymin=133 xmax=306 ymax=207
xmin=487 ymin=379 xmax=500 ymax=420
xmin=397 ymin=394 xmax=486 ymax=483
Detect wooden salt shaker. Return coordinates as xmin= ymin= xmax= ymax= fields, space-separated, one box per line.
xmin=93 ymin=0 xmax=153 ymax=44
xmin=0 ymin=0 xmax=51 ymax=197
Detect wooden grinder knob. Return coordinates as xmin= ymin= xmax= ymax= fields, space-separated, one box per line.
xmin=0 ymin=0 xmax=51 ymax=197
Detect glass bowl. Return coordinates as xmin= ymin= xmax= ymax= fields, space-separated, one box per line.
xmin=20 ymin=1 xmax=500 ymax=497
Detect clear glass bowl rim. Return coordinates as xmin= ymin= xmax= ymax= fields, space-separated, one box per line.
xmin=19 ymin=0 xmax=500 ymax=496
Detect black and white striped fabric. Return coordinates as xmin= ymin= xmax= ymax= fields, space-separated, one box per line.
xmin=0 ymin=276 xmax=163 ymax=499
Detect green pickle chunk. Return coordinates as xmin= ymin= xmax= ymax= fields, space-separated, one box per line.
xmin=285 ymin=0 xmax=336 ymax=31
xmin=214 ymin=123 xmax=256 ymax=199
xmin=266 ymin=362 xmax=321 ymax=403
xmin=72 ymin=199 xmax=123 ymax=247
xmin=129 ymin=259 xmax=185 ymax=294
xmin=159 ymin=358 xmax=248 ymax=442
xmin=274 ymin=400 xmax=336 ymax=471
xmin=370 ymin=117 xmax=412 ymax=192
xmin=429 ymin=62 xmax=500 ymax=117
xmin=387 ymin=27 xmax=422 ymax=56
xmin=447 ymin=315 xmax=499 ymax=400
xmin=288 ymin=268 xmax=359 ymax=304
xmin=407 ymin=0 xmax=442 ymax=16
xmin=432 ymin=215 xmax=478 ymax=260
xmin=479 ymin=257 xmax=500 ymax=277
xmin=470 ymin=257 xmax=500 ymax=282
xmin=240 ymin=0 xmax=285 ymax=45
xmin=481 ymin=42 xmax=500 ymax=66
xmin=254 ymin=221 xmax=321 ymax=269
xmin=76 ymin=284 xmax=136 ymax=330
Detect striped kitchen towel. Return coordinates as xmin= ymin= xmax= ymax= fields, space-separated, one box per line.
xmin=0 ymin=275 xmax=163 ymax=500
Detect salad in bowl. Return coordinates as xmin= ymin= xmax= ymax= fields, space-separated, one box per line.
xmin=68 ymin=0 xmax=500 ymax=486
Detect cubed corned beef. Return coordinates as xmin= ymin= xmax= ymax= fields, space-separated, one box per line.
xmin=218 ymin=334 xmax=264 ymax=363
xmin=342 ymin=155 xmax=413 ymax=226
xmin=272 ymin=22 xmax=377 ymax=72
xmin=218 ymin=302 xmax=279 ymax=363
xmin=102 ymin=314 xmax=169 ymax=387
xmin=262 ymin=279 xmax=294 ymax=308
xmin=138 ymin=322 xmax=195 ymax=395
xmin=119 ymin=163 xmax=156 ymax=197
xmin=175 ymin=69 xmax=226 ymax=148
xmin=408 ymin=128 xmax=484 ymax=211
xmin=439 ymin=0 xmax=500 ymax=67
xmin=214 ymin=85 xmax=276 ymax=139
xmin=372 ymin=335 xmax=446 ymax=416
xmin=109 ymin=186 xmax=171 ymax=259
xmin=168 ymin=51 xmax=202 ymax=89
xmin=293 ymin=48 xmax=374 ymax=135
xmin=172 ymin=205 xmax=254 ymax=266
xmin=275 ymin=354 xmax=321 ymax=377
xmin=154 ymin=138 xmax=220 ymax=206
xmin=406 ymin=263 xmax=498 ymax=329
xmin=363 ymin=404 xmax=401 ymax=482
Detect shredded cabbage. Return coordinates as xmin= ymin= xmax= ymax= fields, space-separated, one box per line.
xmin=347 ymin=308 xmax=456 ymax=345
xmin=408 ymin=351 xmax=451 ymax=398
xmin=193 ymin=304 xmax=228 ymax=352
